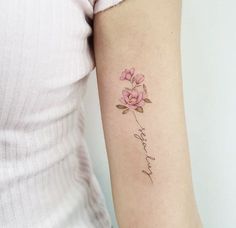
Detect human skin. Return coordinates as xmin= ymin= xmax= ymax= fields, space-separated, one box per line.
xmin=93 ymin=0 xmax=203 ymax=227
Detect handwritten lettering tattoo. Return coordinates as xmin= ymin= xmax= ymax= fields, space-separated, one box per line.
xmin=116 ymin=67 xmax=156 ymax=184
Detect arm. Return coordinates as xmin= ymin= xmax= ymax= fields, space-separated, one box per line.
xmin=94 ymin=0 xmax=202 ymax=227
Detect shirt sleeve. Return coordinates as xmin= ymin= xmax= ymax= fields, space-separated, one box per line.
xmin=93 ymin=0 xmax=124 ymax=14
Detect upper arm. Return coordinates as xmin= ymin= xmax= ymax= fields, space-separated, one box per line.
xmin=93 ymin=0 xmax=185 ymax=185
xmin=92 ymin=1 xmax=201 ymax=227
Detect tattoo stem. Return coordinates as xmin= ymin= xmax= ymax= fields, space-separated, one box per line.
xmin=132 ymin=111 xmax=143 ymax=129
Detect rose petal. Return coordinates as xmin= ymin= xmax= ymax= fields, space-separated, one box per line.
xmin=125 ymin=94 xmax=132 ymax=104
xmin=122 ymin=89 xmax=130 ymax=97
xmin=126 ymin=73 xmax=132 ymax=80
xmin=131 ymin=89 xmax=139 ymax=97
xmin=137 ymin=91 xmax=143 ymax=103
xmin=129 ymin=98 xmax=137 ymax=105
xmin=138 ymin=100 xmax=145 ymax=107
xmin=120 ymin=71 xmax=126 ymax=80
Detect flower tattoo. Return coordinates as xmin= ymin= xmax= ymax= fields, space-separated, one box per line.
xmin=116 ymin=67 xmax=155 ymax=184
xmin=116 ymin=67 xmax=152 ymax=114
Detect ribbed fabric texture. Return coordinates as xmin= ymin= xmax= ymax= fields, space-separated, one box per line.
xmin=93 ymin=0 xmax=124 ymax=14
xmin=0 ymin=0 xmax=123 ymax=227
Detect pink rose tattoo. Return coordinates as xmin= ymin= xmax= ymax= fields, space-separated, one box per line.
xmin=116 ymin=68 xmax=152 ymax=114
xmin=116 ymin=67 xmax=155 ymax=184
xmin=120 ymin=89 xmax=145 ymax=110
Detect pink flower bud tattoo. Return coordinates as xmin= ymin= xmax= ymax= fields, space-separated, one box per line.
xmin=116 ymin=67 xmax=155 ymax=184
xmin=120 ymin=67 xmax=135 ymax=81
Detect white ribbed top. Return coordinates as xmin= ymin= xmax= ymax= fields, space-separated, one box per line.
xmin=0 ymin=0 xmax=123 ymax=227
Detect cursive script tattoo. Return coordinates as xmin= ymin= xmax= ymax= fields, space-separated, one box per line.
xmin=115 ymin=67 xmax=156 ymax=184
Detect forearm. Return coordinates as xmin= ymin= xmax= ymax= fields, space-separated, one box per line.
xmin=94 ymin=0 xmax=202 ymax=227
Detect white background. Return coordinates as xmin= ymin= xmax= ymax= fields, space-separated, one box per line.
xmin=84 ymin=1 xmax=236 ymax=227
